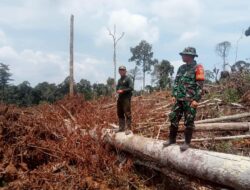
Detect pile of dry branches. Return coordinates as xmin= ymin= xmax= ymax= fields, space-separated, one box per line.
xmin=0 ymin=95 xmax=146 ymax=190
xmin=0 ymin=89 xmax=249 ymax=189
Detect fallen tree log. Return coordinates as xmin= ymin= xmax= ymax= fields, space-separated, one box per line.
xmin=135 ymin=122 xmax=250 ymax=132
xmin=177 ymin=134 xmax=250 ymax=142
xmin=188 ymin=122 xmax=250 ymax=131
xmin=195 ymin=112 xmax=250 ymax=124
xmin=100 ymin=130 xmax=250 ymax=190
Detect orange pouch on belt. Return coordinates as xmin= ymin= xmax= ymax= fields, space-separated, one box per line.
xmin=195 ymin=64 xmax=205 ymax=81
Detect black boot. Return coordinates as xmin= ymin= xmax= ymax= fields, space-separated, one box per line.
xmin=180 ymin=128 xmax=193 ymax=151
xmin=125 ymin=117 xmax=132 ymax=135
xmin=115 ymin=118 xmax=125 ymax=133
xmin=163 ymin=125 xmax=178 ymax=148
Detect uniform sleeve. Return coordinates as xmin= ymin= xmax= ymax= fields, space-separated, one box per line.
xmin=116 ymin=84 xmax=118 ymax=91
xmin=172 ymin=67 xmax=181 ymax=97
xmin=116 ymin=79 xmax=120 ymax=91
xmin=123 ymin=77 xmax=134 ymax=93
xmin=193 ymin=80 xmax=204 ymax=102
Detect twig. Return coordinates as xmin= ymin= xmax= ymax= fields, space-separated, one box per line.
xmin=156 ymin=118 xmax=168 ymax=139
xmin=59 ymin=105 xmax=77 ymax=123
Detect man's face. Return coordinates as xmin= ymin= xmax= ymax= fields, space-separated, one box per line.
xmin=119 ymin=69 xmax=126 ymax=76
xmin=181 ymin=54 xmax=194 ymax=63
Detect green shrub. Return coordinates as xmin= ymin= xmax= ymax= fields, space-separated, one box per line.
xmin=223 ymin=88 xmax=241 ymax=103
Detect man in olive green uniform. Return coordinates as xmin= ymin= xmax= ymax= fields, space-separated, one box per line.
xmin=116 ymin=66 xmax=133 ymax=135
xmin=163 ymin=47 xmax=204 ymax=151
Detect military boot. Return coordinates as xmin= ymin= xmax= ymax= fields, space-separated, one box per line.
xmin=115 ymin=118 xmax=125 ymax=133
xmin=163 ymin=125 xmax=178 ymax=148
xmin=180 ymin=128 xmax=193 ymax=151
xmin=125 ymin=118 xmax=132 ymax=135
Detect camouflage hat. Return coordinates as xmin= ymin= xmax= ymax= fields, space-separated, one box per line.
xmin=179 ymin=47 xmax=198 ymax=57
xmin=118 ymin=65 xmax=126 ymax=70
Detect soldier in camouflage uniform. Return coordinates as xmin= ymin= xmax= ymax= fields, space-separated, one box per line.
xmin=116 ymin=66 xmax=133 ymax=135
xmin=163 ymin=47 xmax=204 ymax=151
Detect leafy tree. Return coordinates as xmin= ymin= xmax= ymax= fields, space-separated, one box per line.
xmin=152 ymin=60 xmax=174 ymax=89
xmin=213 ymin=67 xmax=220 ymax=83
xmin=204 ymin=70 xmax=215 ymax=84
xmin=0 ymin=63 xmax=12 ymax=101
xmin=145 ymin=85 xmax=154 ymax=93
xmin=92 ymin=83 xmax=108 ymax=98
xmin=128 ymin=66 xmax=142 ymax=88
xmin=245 ymin=26 xmax=250 ymax=36
xmin=34 ymin=82 xmax=57 ymax=103
xmin=15 ymin=81 xmax=34 ymax=106
xmin=55 ymin=77 xmax=70 ymax=100
xmin=76 ymin=79 xmax=93 ymax=100
xmin=5 ymin=85 xmax=19 ymax=104
xmin=129 ymin=40 xmax=157 ymax=90
xmin=231 ymin=60 xmax=250 ymax=73
xmin=106 ymin=77 xmax=114 ymax=96
xmin=215 ymin=41 xmax=231 ymax=71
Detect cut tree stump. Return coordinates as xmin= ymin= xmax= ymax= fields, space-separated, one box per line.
xmin=99 ymin=130 xmax=250 ymax=190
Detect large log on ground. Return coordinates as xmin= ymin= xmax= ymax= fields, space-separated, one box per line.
xmin=187 ymin=122 xmax=250 ymax=131
xmin=102 ymin=130 xmax=250 ymax=190
xmin=195 ymin=112 xmax=250 ymax=124
xmin=177 ymin=134 xmax=250 ymax=142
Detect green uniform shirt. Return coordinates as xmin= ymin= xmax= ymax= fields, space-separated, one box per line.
xmin=172 ymin=60 xmax=204 ymax=102
xmin=116 ymin=75 xmax=133 ymax=98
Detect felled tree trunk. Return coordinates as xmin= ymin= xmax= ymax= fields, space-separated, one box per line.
xmin=101 ymin=130 xmax=250 ymax=190
xmin=184 ymin=122 xmax=250 ymax=131
xmin=177 ymin=134 xmax=250 ymax=142
xmin=195 ymin=112 xmax=250 ymax=124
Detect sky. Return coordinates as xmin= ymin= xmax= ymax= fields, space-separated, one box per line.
xmin=0 ymin=0 xmax=249 ymax=89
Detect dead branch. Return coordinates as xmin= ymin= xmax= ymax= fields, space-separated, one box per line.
xmin=59 ymin=104 xmax=77 ymax=123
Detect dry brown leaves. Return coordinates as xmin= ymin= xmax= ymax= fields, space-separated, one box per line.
xmin=0 ymin=95 xmax=135 ymax=190
xmin=0 ymin=89 xmax=249 ymax=189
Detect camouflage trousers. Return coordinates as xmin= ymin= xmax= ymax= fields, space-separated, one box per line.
xmin=169 ymin=100 xmax=197 ymax=129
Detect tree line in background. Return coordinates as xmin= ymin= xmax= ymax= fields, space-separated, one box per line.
xmin=0 ymin=63 xmax=117 ymax=106
xmin=1 ymin=35 xmax=250 ymax=106
xmin=0 ymin=58 xmax=176 ymax=107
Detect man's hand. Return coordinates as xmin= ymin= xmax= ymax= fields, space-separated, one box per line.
xmin=117 ymin=90 xmax=124 ymax=94
xmin=190 ymin=100 xmax=199 ymax=108
xmin=171 ymin=97 xmax=176 ymax=104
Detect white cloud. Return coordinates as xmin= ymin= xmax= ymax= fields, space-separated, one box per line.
xmin=96 ymin=9 xmax=159 ymax=46
xmin=151 ymin=0 xmax=201 ymax=23
xmin=75 ymin=55 xmax=109 ymax=84
xmin=0 ymin=0 xmax=250 ymax=87
xmin=0 ymin=46 xmax=67 ymax=85
xmin=0 ymin=29 xmax=8 ymax=45
xmin=171 ymin=60 xmax=183 ymax=74
xmin=179 ymin=31 xmax=200 ymax=42
xmin=0 ymin=45 xmax=110 ymax=86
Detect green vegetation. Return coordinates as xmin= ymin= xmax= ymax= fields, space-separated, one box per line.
xmin=223 ymin=88 xmax=241 ymax=103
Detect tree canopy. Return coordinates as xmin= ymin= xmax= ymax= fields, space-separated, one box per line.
xmin=129 ymin=40 xmax=157 ymax=90
xmin=152 ymin=60 xmax=174 ymax=89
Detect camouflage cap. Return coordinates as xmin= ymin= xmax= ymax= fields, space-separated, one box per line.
xmin=118 ymin=65 xmax=126 ymax=70
xmin=179 ymin=47 xmax=198 ymax=57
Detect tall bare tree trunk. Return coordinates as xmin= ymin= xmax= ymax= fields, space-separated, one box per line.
xmin=113 ymin=40 xmax=116 ymax=90
xmin=107 ymin=25 xmax=124 ymax=92
xmin=69 ymin=14 xmax=74 ymax=97
xmin=143 ymin=63 xmax=145 ymax=90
